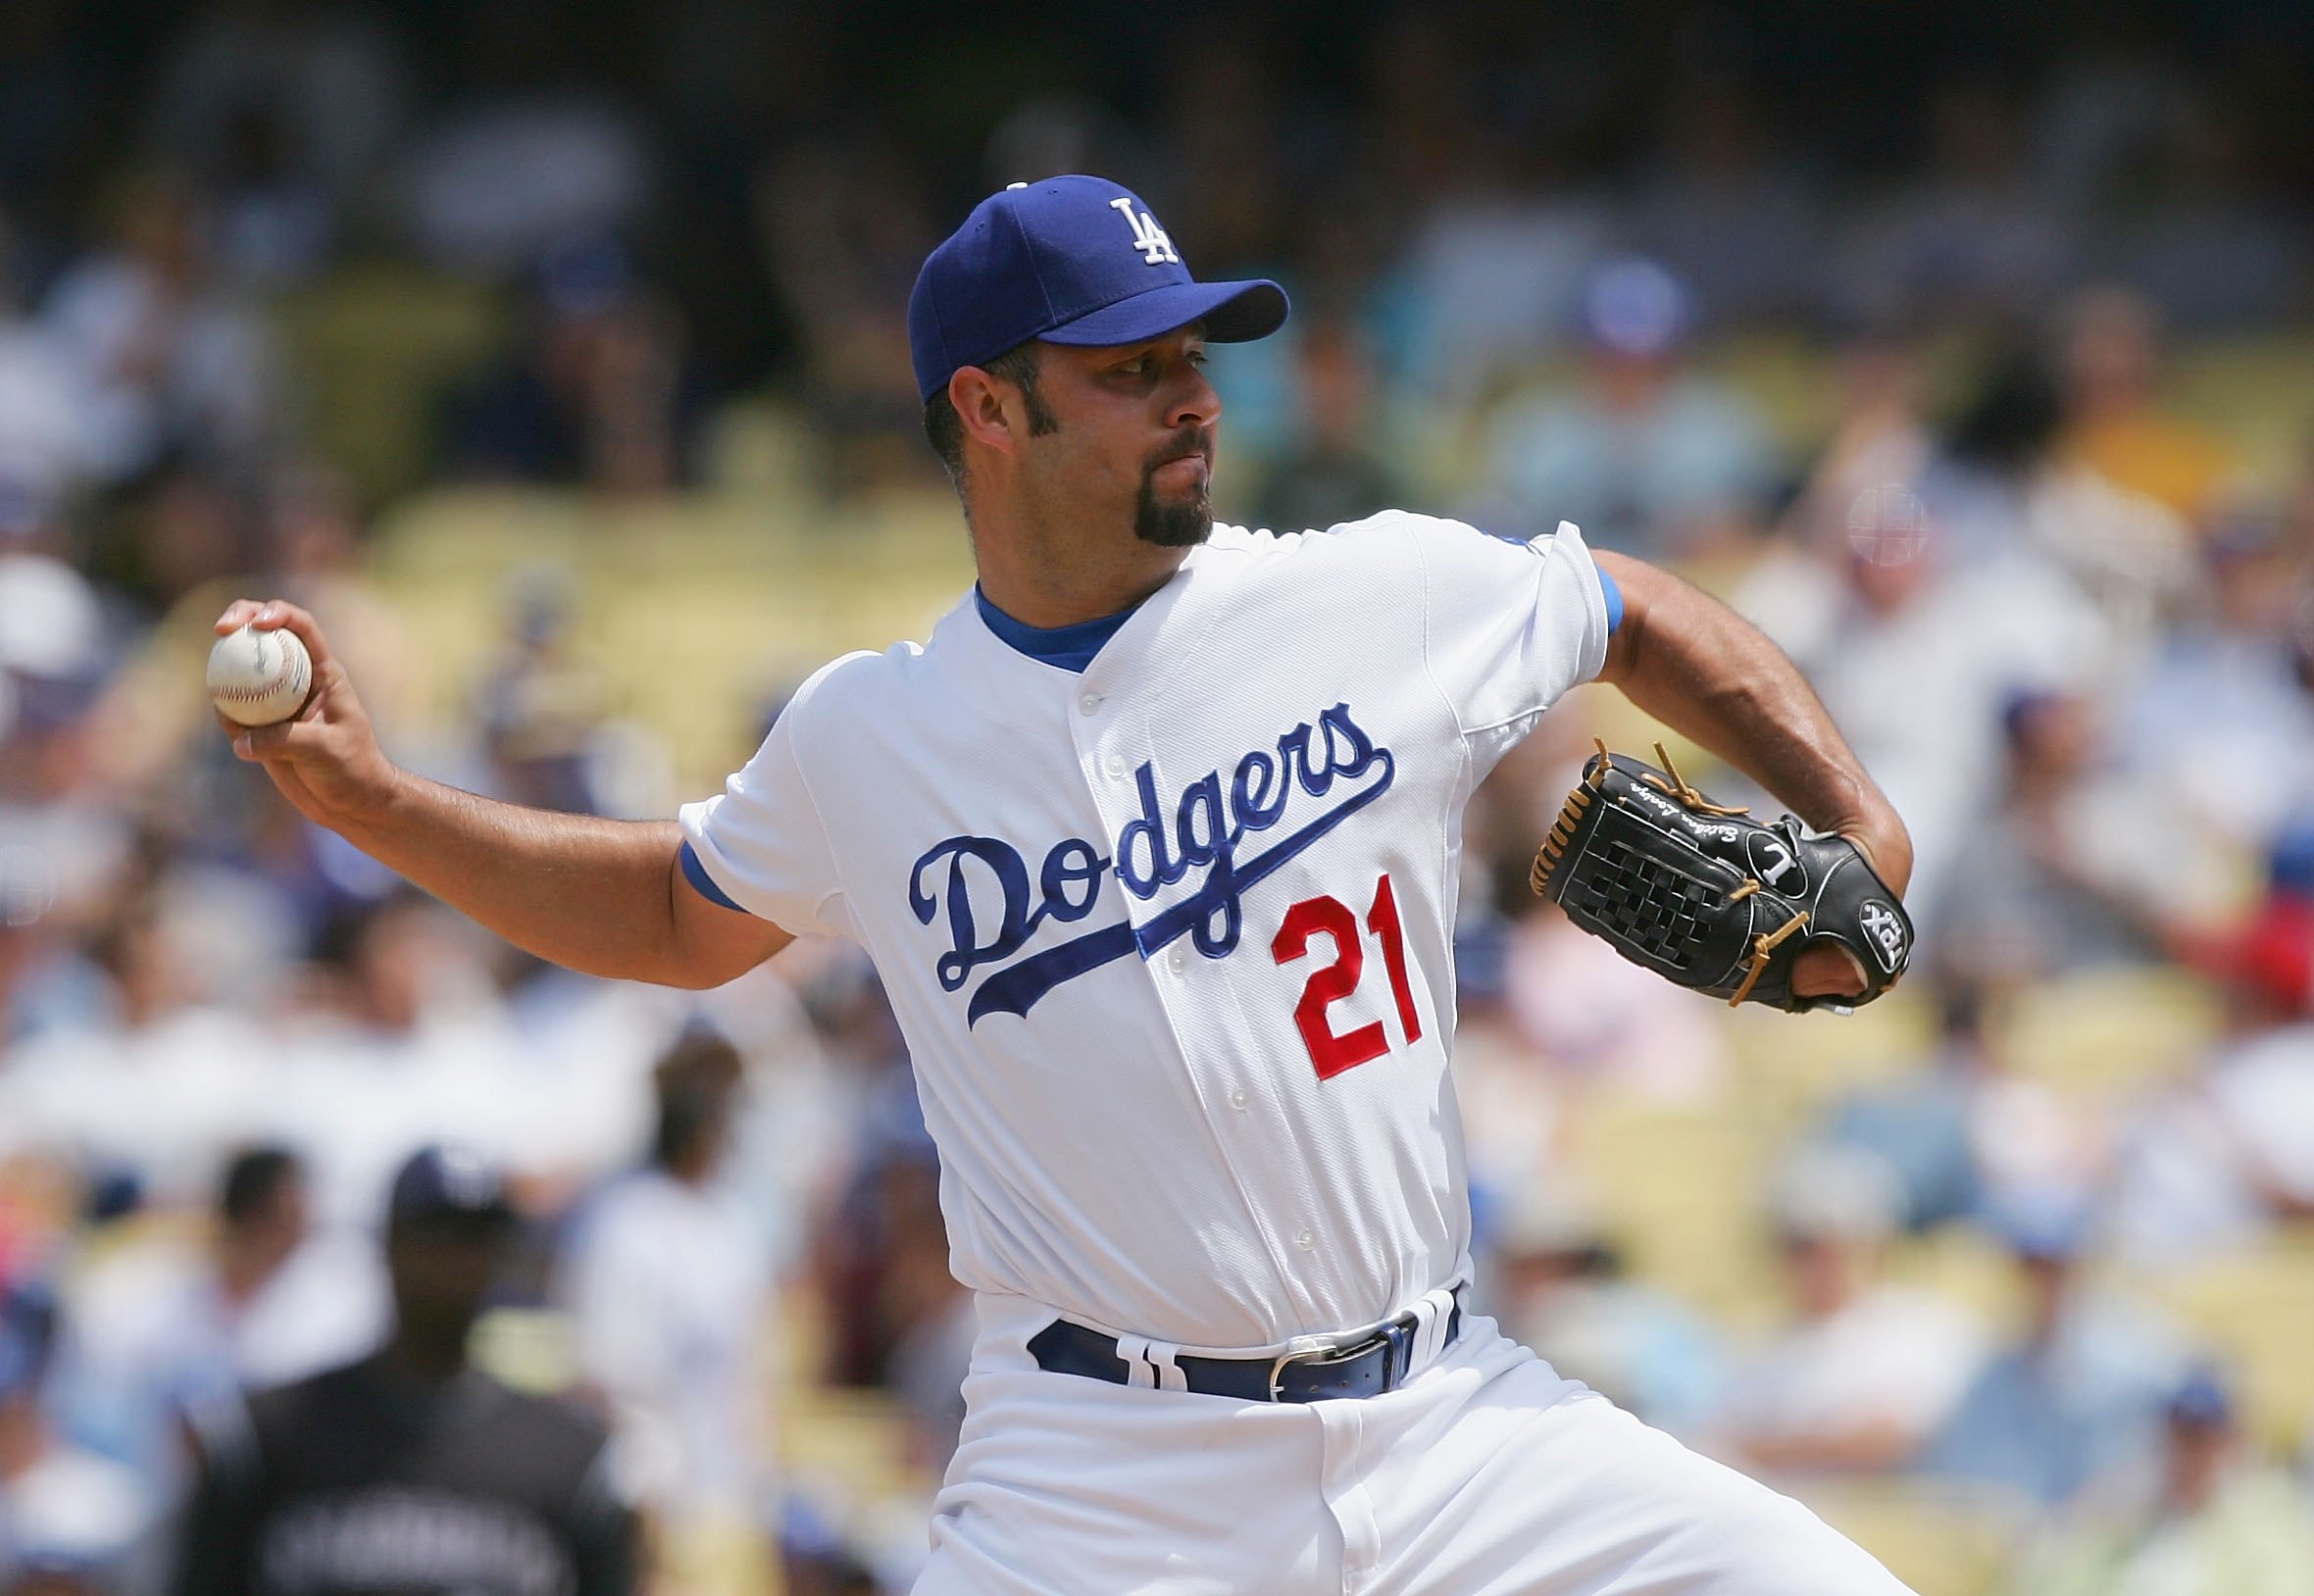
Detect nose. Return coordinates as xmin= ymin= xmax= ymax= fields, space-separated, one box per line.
xmin=1164 ymin=360 xmax=1222 ymax=433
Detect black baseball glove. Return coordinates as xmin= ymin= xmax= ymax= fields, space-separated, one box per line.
xmin=1529 ymin=742 xmax=1913 ymax=1012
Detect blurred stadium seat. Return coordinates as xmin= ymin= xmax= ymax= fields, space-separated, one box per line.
xmin=1987 ymin=966 xmax=2224 ymax=1100
xmin=2152 ymin=1230 xmax=2314 ymax=1454
xmin=1797 ymin=1478 xmax=2025 ymax=1596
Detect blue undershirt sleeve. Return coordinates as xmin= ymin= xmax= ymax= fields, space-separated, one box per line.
xmin=679 ymin=840 xmax=750 ymax=914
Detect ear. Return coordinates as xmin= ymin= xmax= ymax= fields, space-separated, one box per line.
xmin=949 ymin=366 xmax=1021 ymax=458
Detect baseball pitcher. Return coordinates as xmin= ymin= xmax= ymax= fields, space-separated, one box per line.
xmin=217 ymin=175 xmax=1918 ymax=1595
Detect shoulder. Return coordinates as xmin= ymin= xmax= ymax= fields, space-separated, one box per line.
xmin=1204 ymin=511 xmax=1514 ymax=572
xmin=241 ymin=1358 xmax=364 ymax=1432
xmin=473 ymin=1380 xmax=618 ymax=1486
xmin=188 ymin=1359 xmax=358 ymax=1487
xmin=747 ymin=629 xmax=949 ymax=760
xmin=780 ymin=641 xmax=919 ymax=718
xmin=569 ymin=1172 xmax=680 ymax=1253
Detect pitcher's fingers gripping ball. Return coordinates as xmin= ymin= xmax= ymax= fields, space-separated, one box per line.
xmin=1533 ymin=740 xmax=1913 ymax=1010
xmin=208 ymin=622 xmax=314 ymax=727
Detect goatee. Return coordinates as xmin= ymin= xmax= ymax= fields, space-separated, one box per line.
xmin=1135 ymin=486 xmax=1213 ymax=547
xmin=1136 ymin=429 xmax=1216 ymax=547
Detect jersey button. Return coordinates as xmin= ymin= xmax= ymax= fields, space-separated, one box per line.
xmin=1294 ymin=1228 xmax=1316 ymax=1250
xmin=1229 ymin=1087 xmax=1249 ymax=1111
xmin=1103 ymin=752 xmax=1126 ymax=777
xmin=1168 ymin=950 xmax=1185 ymax=973
xmin=1079 ymin=693 xmax=1101 ymax=715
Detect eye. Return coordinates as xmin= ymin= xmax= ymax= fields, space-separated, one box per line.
xmin=1114 ymin=355 xmax=1151 ymax=377
xmin=1185 ymin=348 xmax=1210 ymax=369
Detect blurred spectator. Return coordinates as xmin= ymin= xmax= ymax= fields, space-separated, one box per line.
xmin=0 ymin=886 xmax=269 ymax=1209
xmin=1714 ymin=1145 xmax=1988 ymax=1474
xmin=2057 ymin=285 xmax=2236 ymax=521
xmin=1938 ymin=688 xmax=2196 ymax=985
xmin=41 ymin=174 xmax=280 ymax=486
xmin=1739 ymin=472 xmax=2103 ymax=938
xmin=174 ymin=1147 xmax=637 ymax=1596
xmin=471 ymin=565 xmax=609 ymax=817
xmin=143 ymin=3 xmax=409 ymax=290
xmin=1832 ymin=75 xmax=2072 ymax=330
xmin=563 ymin=1028 xmax=777 ymax=1580
xmin=1502 ymin=905 xmax=1732 ymax=1102
xmin=2104 ymin=852 xmax=2314 ymax=1267
xmin=2121 ymin=507 xmax=2314 ymax=853
xmin=1775 ymin=333 xmax=1936 ymax=561
xmin=441 ymin=234 xmax=703 ymax=494
xmin=0 ymin=526 xmax=126 ymax=955
xmin=114 ymin=467 xmax=256 ymax=620
xmin=756 ymin=133 xmax=935 ymax=493
xmin=1490 ymin=1189 xmax=1727 ymax=1440
xmin=145 ymin=3 xmax=409 ymax=212
xmin=1390 ymin=168 xmax=1608 ymax=405
xmin=1252 ymin=319 xmax=1408 ymax=534
xmin=398 ymin=12 xmax=648 ymax=280
xmin=0 ymin=286 xmax=104 ymax=493
xmin=46 ymin=1148 xmax=374 ymax=1515
xmin=0 ymin=841 xmax=81 ymax=1046
xmin=268 ymin=895 xmax=528 ymax=1237
xmin=2001 ymin=1368 xmax=2314 ymax=1596
xmin=2104 ymin=95 xmax=2305 ymax=332
xmin=1480 ymin=258 xmax=1774 ymax=558
xmin=1830 ymin=979 xmax=2107 ymax=1234
xmin=1627 ymin=75 xmax=1826 ymax=329
xmin=1450 ymin=906 xmax=1569 ymax=1234
xmin=1919 ymin=1192 xmax=2191 ymax=1506
xmin=813 ymin=1037 xmax=966 ymax=1466
xmin=1927 ymin=345 xmax=2195 ymax=678
xmin=1817 ymin=986 xmax=1991 ymax=1233
xmin=0 ymin=1278 xmax=146 ymax=1593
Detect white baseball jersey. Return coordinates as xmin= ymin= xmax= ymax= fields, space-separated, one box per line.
xmin=679 ymin=513 xmax=1611 ymax=1352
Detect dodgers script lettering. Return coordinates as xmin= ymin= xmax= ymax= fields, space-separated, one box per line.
xmin=908 ymin=703 xmax=1395 ymax=1023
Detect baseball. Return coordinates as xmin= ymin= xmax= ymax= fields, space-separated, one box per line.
xmin=207 ymin=623 xmax=314 ymax=727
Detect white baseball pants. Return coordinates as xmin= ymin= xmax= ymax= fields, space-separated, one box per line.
xmin=915 ymin=1295 xmax=1917 ymax=1596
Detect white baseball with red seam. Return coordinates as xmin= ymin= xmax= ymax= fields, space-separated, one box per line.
xmin=207 ymin=623 xmax=313 ymax=726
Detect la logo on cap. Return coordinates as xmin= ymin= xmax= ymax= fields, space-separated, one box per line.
xmin=1109 ymin=197 xmax=1179 ymax=266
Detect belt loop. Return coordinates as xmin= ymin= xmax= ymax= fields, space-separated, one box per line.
xmin=1406 ymin=1296 xmax=1439 ymax=1375
xmin=1114 ymin=1334 xmax=1156 ymax=1389
xmin=1409 ymin=1283 xmax=1459 ymax=1374
xmin=1143 ymin=1339 xmax=1187 ymax=1393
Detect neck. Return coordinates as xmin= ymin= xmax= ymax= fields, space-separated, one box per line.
xmin=384 ymin=1326 xmax=471 ymax=1382
xmin=216 ymin=1246 xmax=273 ymax=1306
xmin=976 ymin=545 xmax=1187 ymax=628
xmin=968 ymin=496 xmax=1192 ymax=628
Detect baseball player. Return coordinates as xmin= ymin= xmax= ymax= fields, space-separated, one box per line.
xmin=174 ymin=1146 xmax=637 ymax=1596
xmin=217 ymin=175 xmax=1920 ymax=1594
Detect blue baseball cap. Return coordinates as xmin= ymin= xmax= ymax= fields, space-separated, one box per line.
xmin=908 ymin=175 xmax=1288 ymax=405
xmin=387 ymin=1144 xmax=516 ymax=1232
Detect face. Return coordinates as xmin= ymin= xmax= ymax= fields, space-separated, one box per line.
xmin=386 ymin=1221 xmax=507 ymax=1346
xmin=1007 ymin=327 xmax=1222 ymax=549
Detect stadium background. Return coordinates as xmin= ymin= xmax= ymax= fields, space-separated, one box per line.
xmin=3 ymin=1 xmax=2314 ymax=1591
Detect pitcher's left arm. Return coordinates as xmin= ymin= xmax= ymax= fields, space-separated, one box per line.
xmin=1590 ymin=550 xmax=1914 ymax=1000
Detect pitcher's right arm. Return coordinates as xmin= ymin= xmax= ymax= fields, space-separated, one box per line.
xmin=214 ymin=599 xmax=792 ymax=990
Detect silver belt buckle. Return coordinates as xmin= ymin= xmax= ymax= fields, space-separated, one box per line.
xmin=1266 ymin=1328 xmax=1389 ymax=1402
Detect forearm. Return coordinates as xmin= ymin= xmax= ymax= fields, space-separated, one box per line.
xmin=1594 ymin=551 xmax=1913 ymax=893
xmin=335 ymin=769 xmax=697 ymax=985
xmin=210 ymin=597 xmax=763 ymax=988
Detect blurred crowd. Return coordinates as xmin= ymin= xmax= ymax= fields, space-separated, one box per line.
xmin=1 ymin=3 xmax=2313 ymax=1594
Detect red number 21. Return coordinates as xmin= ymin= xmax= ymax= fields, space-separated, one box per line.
xmin=1270 ymin=873 xmax=1424 ymax=1080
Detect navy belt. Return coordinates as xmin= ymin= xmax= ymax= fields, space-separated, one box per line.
xmin=1028 ymin=1296 xmax=1462 ymax=1404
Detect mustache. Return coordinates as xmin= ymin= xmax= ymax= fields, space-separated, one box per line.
xmin=1143 ymin=427 xmax=1214 ymax=474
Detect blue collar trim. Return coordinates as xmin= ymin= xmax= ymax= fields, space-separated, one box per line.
xmin=975 ymin=586 xmax=1139 ymax=673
